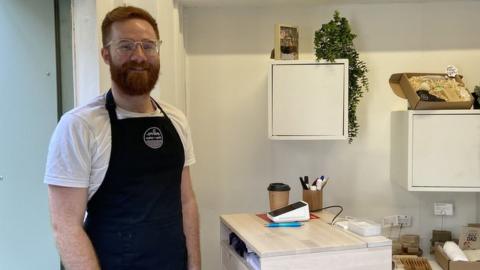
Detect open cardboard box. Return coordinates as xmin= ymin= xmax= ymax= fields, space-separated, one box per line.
xmin=389 ymin=73 xmax=473 ymax=109
xmin=435 ymin=245 xmax=480 ymax=270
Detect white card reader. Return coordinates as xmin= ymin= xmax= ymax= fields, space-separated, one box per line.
xmin=267 ymin=201 xmax=310 ymax=223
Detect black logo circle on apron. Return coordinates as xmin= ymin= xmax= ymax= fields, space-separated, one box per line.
xmin=144 ymin=127 xmax=164 ymax=149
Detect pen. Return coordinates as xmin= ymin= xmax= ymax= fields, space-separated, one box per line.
xmin=299 ymin=177 xmax=308 ymax=190
xmin=320 ymin=178 xmax=329 ymax=190
xmin=265 ymin=222 xmax=302 ymax=228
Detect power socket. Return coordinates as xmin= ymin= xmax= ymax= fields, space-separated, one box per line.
xmin=383 ymin=215 xmax=412 ymax=227
xmin=434 ymin=202 xmax=454 ymax=216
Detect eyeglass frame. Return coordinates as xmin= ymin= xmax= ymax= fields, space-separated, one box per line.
xmin=104 ymin=39 xmax=163 ymax=56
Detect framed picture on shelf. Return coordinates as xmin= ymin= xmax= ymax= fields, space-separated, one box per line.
xmin=274 ymin=24 xmax=299 ymax=60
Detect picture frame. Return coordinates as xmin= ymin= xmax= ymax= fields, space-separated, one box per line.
xmin=274 ymin=24 xmax=299 ymax=60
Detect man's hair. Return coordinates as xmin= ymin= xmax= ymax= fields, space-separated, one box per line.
xmin=101 ymin=6 xmax=159 ymax=46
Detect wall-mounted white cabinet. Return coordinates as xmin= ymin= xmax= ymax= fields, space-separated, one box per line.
xmin=268 ymin=60 xmax=348 ymax=140
xmin=391 ymin=110 xmax=480 ymax=192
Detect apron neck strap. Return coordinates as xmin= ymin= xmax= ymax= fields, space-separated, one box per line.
xmin=151 ymin=98 xmax=170 ymax=120
xmin=105 ymin=90 xmax=172 ymax=122
xmin=105 ymin=89 xmax=118 ymax=122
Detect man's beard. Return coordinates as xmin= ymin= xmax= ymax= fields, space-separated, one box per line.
xmin=110 ymin=60 xmax=160 ymax=96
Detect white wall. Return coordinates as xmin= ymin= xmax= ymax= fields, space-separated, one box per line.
xmin=477 ymin=193 xmax=480 ymax=221
xmin=72 ymin=0 xmax=99 ymax=106
xmin=184 ymin=1 xmax=480 ymax=269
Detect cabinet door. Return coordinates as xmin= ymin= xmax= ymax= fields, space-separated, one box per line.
xmin=271 ymin=63 xmax=346 ymax=138
xmin=411 ymin=114 xmax=480 ymax=188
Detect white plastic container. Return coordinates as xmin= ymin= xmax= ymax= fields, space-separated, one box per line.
xmin=347 ymin=219 xmax=381 ymax=237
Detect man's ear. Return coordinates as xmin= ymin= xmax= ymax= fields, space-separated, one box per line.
xmin=101 ymin=47 xmax=111 ymax=65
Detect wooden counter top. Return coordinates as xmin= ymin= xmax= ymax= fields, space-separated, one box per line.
xmin=220 ymin=211 xmax=390 ymax=258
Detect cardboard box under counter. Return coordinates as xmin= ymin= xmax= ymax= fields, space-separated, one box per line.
xmin=389 ymin=73 xmax=473 ymax=110
xmin=434 ymin=245 xmax=480 ymax=270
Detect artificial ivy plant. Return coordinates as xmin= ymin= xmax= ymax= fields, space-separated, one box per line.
xmin=314 ymin=11 xmax=369 ymax=143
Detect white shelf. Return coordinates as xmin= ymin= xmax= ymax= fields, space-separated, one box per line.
xmin=391 ymin=110 xmax=480 ymax=192
xmin=268 ymin=60 xmax=348 ymax=140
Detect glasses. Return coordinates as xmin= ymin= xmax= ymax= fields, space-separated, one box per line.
xmin=105 ymin=39 xmax=162 ymax=56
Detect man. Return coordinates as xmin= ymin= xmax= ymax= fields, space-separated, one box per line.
xmin=45 ymin=6 xmax=200 ymax=270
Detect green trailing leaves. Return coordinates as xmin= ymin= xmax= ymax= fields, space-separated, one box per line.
xmin=474 ymin=85 xmax=480 ymax=99
xmin=314 ymin=10 xmax=369 ymax=143
xmin=474 ymin=85 xmax=480 ymax=108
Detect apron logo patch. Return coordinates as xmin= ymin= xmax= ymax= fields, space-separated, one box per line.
xmin=144 ymin=127 xmax=164 ymax=149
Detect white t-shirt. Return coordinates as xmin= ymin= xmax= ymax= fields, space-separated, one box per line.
xmin=44 ymin=94 xmax=195 ymax=200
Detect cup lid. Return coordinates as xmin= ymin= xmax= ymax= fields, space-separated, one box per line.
xmin=268 ymin=182 xmax=290 ymax=191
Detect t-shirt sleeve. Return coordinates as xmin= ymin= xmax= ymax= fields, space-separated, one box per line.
xmin=162 ymin=104 xmax=196 ymax=167
xmin=44 ymin=113 xmax=93 ymax=188
xmin=182 ymin=118 xmax=196 ymax=167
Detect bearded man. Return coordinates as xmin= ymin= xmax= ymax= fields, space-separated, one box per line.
xmin=44 ymin=6 xmax=200 ymax=270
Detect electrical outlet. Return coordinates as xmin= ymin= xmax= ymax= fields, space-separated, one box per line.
xmin=434 ymin=202 xmax=454 ymax=216
xmin=383 ymin=215 xmax=412 ymax=227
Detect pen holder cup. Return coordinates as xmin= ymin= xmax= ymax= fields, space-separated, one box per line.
xmin=302 ymin=190 xmax=323 ymax=212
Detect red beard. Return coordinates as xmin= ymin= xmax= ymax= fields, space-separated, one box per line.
xmin=110 ymin=60 xmax=160 ymax=96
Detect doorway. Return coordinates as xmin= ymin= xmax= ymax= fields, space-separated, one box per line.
xmin=0 ymin=0 xmax=73 ymax=268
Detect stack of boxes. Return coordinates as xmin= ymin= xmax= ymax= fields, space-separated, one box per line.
xmin=392 ymin=234 xmax=422 ymax=256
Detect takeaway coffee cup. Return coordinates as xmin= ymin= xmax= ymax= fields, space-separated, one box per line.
xmin=267 ymin=183 xmax=290 ymax=211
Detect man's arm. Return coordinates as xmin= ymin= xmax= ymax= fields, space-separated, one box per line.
xmin=181 ymin=166 xmax=201 ymax=270
xmin=48 ymin=185 xmax=100 ymax=270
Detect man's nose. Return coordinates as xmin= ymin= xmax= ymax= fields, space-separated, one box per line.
xmin=130 ymin=44 xmax=147 ymax=62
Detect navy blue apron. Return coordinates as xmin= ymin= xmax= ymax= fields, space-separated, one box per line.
xmin=84 ymin=90 xmax=187 ymax=270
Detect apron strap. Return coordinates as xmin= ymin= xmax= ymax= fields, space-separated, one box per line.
xmin=105 ymin=90 xmax=118 ymax=122
xmin=105 ymin=89 xmax=173 ymax=124
xmin=151 ymin=98 xmax=173 ymax=124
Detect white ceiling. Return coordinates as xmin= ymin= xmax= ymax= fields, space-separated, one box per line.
xmin=178 ymin=0 xmax=460 ymax=8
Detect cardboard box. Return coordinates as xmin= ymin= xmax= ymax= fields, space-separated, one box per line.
xmin=389 ymin=73 xmax=473 ymax=109
xmin=459 ymin=226 xmax=480 ymax=250
xmin=435 ymin=245 xmax=480 ymax=270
